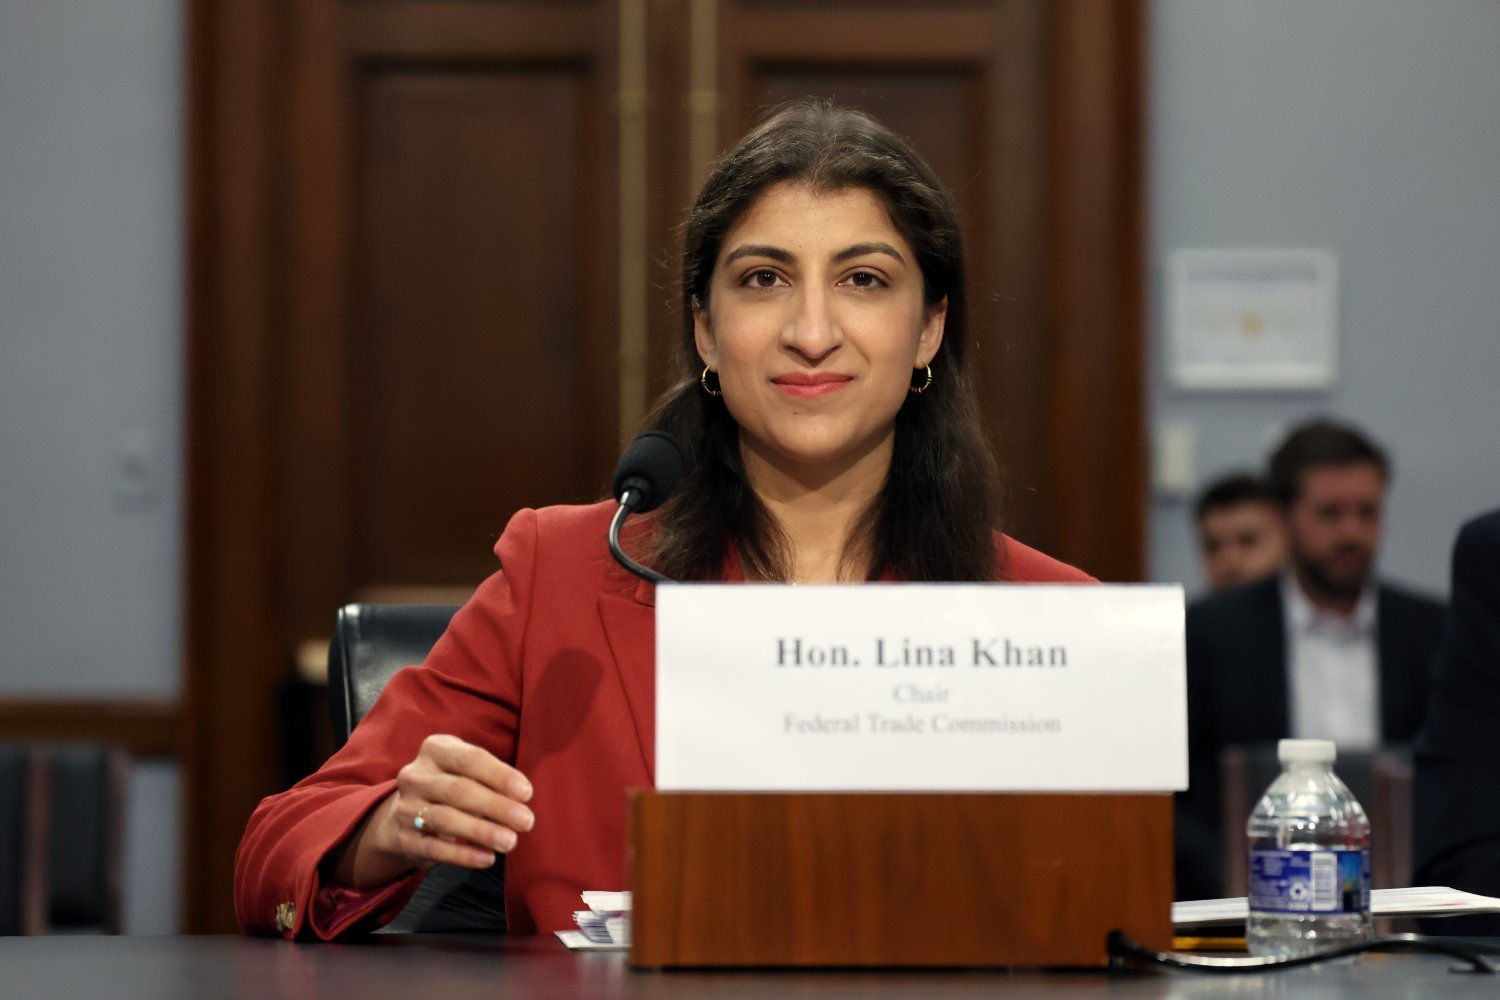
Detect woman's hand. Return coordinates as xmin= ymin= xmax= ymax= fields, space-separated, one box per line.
xmin=332 ymin=734 xmax=534 ymax=888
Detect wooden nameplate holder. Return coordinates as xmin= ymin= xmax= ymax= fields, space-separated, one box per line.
xmin=628 ymin=791 xmax=1172 ymax=968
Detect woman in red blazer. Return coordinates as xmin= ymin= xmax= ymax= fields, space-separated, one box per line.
xmin=235 ymin=100 xmax=1093 ymax=940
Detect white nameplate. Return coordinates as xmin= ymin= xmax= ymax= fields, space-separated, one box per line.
xmin=655 ymin=584 xmax=1185 ymax=792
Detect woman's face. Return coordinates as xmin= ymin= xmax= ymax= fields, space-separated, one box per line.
xmin=694 ymin=182 xmax=946 ymax=481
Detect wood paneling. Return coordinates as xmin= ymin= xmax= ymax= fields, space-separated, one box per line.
xmin=187 ymin=0 xmax=622 ymax=932
xmin=1046 ymin=0 xmax=1147 ymax=582
xmin=0 ymin=700 xmax=180 ymax=760
xmin=184 ymin=0 xmax=286 ymax=935
xmin=631 ymin=791 xmax=1173 ymax=966
xmin=349 ymin=68 xmax=616 ymax=586
xmin=278 ymin=0 xmax=621 ymax=645
xmin=642 ymin=0 xmax=694 ymax=402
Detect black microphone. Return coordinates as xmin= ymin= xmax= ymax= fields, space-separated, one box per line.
xmin=608 ymin=431 xmax=684 ymax=585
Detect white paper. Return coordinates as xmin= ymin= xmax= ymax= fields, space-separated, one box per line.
xmin=1172 ymin=886 xmax=1500 ymax=928
xmin=581 ymin=891 xmax=631 ymax=913
xmin=656 ymin=584 xmax=1186 ymax=792
xmin=556 ymin=930 xmax=627 ymax=952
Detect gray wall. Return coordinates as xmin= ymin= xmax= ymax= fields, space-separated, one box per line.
xmin=0 ymin=0 xmax=183 ymax=933
xmin=1147 ymin=0 xmax=1500 ymax=598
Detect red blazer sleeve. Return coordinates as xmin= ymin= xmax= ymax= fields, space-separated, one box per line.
xmin=233 ymin=509 xmax=541 ymax=939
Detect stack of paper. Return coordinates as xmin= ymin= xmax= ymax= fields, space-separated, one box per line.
xmin=1172 ymin=886 xmax=1500 ymax=928
xmin=556 ymin=891 xmax=632 ymax=951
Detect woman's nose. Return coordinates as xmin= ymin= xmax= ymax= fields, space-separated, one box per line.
xmin=783 ymin=287 xmax=842 ymax=361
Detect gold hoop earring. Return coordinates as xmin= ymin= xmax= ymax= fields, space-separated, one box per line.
xmin=700 ymin=366 xmax=722 ymax=397
xmin=909 ymin=363 xmax=933 ymax=395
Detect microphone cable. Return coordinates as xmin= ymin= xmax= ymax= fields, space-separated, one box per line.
xmin=609 ymin=501 xmax=671 ymax=586
xmin=1107 ymin=930 xmax=1495 ymax=975
xmin=608 ymin=430 xmax=684 ymax=586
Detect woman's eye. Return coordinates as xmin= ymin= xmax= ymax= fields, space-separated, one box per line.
xmin=745 ymin=269 xmax=784 ymax=288
xmin=846 ymin=270 xmax=884 ymax=289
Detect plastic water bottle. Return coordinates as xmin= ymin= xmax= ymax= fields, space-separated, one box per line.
xmin=1245 ymin=739 xmax=1372 ymax=958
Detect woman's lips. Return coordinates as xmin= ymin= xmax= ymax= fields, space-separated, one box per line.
xmin=771 ymin=373 xmax=854 ymax=398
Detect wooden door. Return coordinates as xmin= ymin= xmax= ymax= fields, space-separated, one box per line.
xmin=187 ymin=0 xmax=1141 ymax=932
xmin=279 ymin=1 xmax=623 ymax=648
xmin=188 ymin=0 xmax=625 ymax=934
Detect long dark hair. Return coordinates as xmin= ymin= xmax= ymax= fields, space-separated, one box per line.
xmin=644 ymin=99 xmax=1004 ymax=582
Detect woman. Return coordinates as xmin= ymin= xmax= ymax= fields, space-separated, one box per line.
xmin=235 ymin=100 xmax=1092 ymax=940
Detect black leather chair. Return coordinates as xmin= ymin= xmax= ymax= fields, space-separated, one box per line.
xmin=0 ymin=742 xmax=124 ymax=936
xmin=327 ymin=603 xmax=506 ymax=932
xmin=0 ymin=745 xmax=49 ymax=936
xmin=45 ymin=744 xmax=126 ymax=934
xmin=328 ymin=604 xmax=461 ymax=751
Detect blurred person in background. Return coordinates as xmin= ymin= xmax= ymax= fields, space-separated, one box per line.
xmin=1194 ymin=471 xmax=1286 ymax=592
xmin=1175 ymin=417 xmax=1444 ymax=900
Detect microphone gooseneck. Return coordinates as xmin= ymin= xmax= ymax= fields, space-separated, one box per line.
xmin=609 ymin=431 xmax=684 ymax=585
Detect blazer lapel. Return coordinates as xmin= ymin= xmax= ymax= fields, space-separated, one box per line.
xmin=1254 ymin=577 xmax=1291 ymax=736
xmin=597 ymin=581 xmax=656 ymax=782
xmin=1374 ymin=585 xmax=1406 ymax=741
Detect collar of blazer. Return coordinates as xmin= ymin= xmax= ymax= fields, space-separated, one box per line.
xmin=597 ymin=591 xmax=655 ymax=781
xmin=597 ymin=539 xmax=751 ymax=780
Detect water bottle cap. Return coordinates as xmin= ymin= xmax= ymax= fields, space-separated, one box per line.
xmin=1278 ymin=738 xmax=1336 ymax=763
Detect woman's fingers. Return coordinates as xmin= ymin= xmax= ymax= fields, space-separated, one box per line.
xmin=395 ymin=819 xmax=497 ymax=870
xmin=404 ymin=736 xmax=534 ymax=826
xmin=424 ymin=734 xmax=533 ymax=802
xmin=397 ymin=766 xmax=535 ymax=837
xmin=395 ymin=798 xmax=522 ymax=855
xmin=386 ymin=735 xmax=535 ymax=868
xmin=435 ymin=771 xmax=535 ymax=832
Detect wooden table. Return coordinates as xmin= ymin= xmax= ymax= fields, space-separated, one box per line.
xmin=1 ymin=933 xmax=1494 ymax=999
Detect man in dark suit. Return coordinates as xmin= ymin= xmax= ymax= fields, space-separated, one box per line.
xmin=1174 ymin=419 xmax=1445 ymax=900
xmin=1414 ymin=508 xmax=1500 ymax=934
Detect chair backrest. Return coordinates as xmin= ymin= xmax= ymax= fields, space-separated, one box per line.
xmin=1219 ymin=743 xmax=1414 ymax=896
xmin=327 ymin=603 xmax=461 ymax=749
xmin=325 ymin=603 xmax=505 ymax=932
xmin=45 ymin=744 xmax=127 ymax=933
xmin=0 ymin=746 xmax=49 ymax=936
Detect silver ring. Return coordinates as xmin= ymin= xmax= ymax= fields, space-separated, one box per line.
xmin=413 ymin=806 xmax=431 ymax=834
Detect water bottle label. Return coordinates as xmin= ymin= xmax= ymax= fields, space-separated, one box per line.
xmin=1248 ymin=848 xmax=1370 ymax=914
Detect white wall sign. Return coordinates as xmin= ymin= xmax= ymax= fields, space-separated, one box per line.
xmin=655 ymin=584 xmax=1186 ymax=792
xmin=1168 ymin=248 xmax=1339 ymax=391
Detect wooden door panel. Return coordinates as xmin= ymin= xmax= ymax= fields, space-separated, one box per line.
xmin=279 ymin=0 xmax=621 ymax=643
xmin=352 ymin=67 xmax=612 ymax=587
xmin=756 ymin=71 xmax=985 ymax=224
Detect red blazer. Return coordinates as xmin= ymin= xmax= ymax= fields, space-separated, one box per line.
xmin=235 ymin=501 xmax=1094 ymax=939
